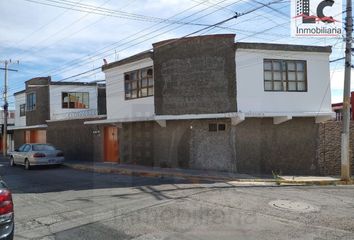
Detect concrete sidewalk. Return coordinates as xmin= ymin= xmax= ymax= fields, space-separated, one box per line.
xmin=63 ymin=161 xmax=351 ymax=185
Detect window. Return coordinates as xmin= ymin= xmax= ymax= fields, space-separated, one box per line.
xmin=264 ymin=59 xmax=307 ymax=92
xmin=218 ymin=124 xmax=226 ymax=131
xmin=124 ymin=67 xmax=154 ymax=100
xmin=26 ymin=93 xmax=36 ymax=111
xmin=18 ymin=144 xmax=26 ymax=152
xmin=20 ymin=104 xmax=26 ymax=117
xmin=32 ymin=144 xmax=56 ymax=151
xmin=209 ymin=123 xmax=226 ymax=132
xmin=23 ymin=144 xmax=31 ymax=152
xmin=62 ymin=92 xmax=89 ymax=109
xmin=209 ymin=123 xmax=217 ymax=132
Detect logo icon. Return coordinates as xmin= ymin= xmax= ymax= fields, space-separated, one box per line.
xmin=291 ymin=0 xmax=342 ymax=37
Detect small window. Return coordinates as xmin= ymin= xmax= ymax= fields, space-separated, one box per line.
xmin=26 ymin=93 xmax=36 ymax=111
xmin=209 ymin=123 xmax=226 ymax=132
xmin=20 ymin=104 xmax=26 ymax=117
xmin=62 ymin=92 xmax=89 ymax=109
xmin=218 ymin=124 xmax=226 ymax=131
xmin=209 ymin=123 xmax=218 ymax=132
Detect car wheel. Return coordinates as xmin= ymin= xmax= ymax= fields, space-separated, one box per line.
xmin=9 ymin=157 xmax=15 ymax=167
xmin=24 ymin=159 xmax=31 ymax=170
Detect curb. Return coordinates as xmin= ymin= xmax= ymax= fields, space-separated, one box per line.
xmin=63 ymin=163 xmax=353 ymax=186
xmin=63 ymin=163 xmax=275 ymax=183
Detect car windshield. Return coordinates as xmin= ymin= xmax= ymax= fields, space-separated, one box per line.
xmin=32 ymin=144 xmax=56 ymax=151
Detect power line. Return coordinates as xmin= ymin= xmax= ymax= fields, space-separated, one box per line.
xmin=15 ymin=0 xmax=113 ymax=60
xmin=36 ymin=0 xmax=238 ymax=77
xmin=49 ymin=0 xmax=277 ymax=78
xmin=22 ymin=0 xmax=232 ymax=27
xmin=51 ymin=0 xmax=288 ymax=82
xmin=7 ymin=0 xmax=84 ymax=50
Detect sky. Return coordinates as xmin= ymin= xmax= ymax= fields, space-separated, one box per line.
xmin=0 ymin=0 xmax=352 ymax=109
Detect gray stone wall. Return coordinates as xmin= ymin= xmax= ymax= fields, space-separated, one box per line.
xmin=119 ymin=122 xmax=155 ymax=166
xmin=13 ymin=130 xmax=25 ymax=149
xmin=92 ymin=125 xmax=104 ymax=163
xmin=115 ymin=118 xmax=354 ymax=176
xmin=189 ymin=120 xmax=236 ymax=171
xmin=47 ymin=118 xmax=101 ymax=161
xmin=235 ymin=118 xmax=319 ymax=175
xmin=25 ymin=77 xmax=50 ymax=126
xmin=152 ymin=121 xmax=191 ymax=169
xmin=120 ymin=119 xmax=236 ymax=172
xmin=317 ymin=121 xmax=354 ymax=175
xmin=153 ymin=34 xmax=237 ymax=115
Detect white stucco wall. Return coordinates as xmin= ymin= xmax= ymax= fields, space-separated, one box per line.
xmin=104 ymin=58 xmax=154 ymax=120
xmin=14 ymin=93 xmax=26 ymax=127
xmin=49 ymin=85 xmax=98 ymax=121
xmin=235 ymin=49 xmax=332 ymax=115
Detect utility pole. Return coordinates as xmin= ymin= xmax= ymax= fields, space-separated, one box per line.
xmin=0 ymin=60 xmax=18 ymax=157
xmin=341 ymin=0 xmax=353 ymax=181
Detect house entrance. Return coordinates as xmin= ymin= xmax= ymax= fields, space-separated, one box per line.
xmin=104 ymin=126 xmax=119 ymax=162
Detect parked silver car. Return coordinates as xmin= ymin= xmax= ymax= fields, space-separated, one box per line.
xmin=9 ymin=144 xmax=64 ymax=170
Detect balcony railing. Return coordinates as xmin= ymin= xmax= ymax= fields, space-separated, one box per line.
xmin=52 ymin=109 xmax=98 ymax=121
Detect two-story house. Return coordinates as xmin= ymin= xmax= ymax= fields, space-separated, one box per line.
xmin=10 ymin=77 xmax=106 ymax=161
xmin=85 ymin=34 xmax=333 ymax=175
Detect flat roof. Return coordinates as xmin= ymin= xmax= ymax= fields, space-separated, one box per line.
xmin=100 ymin=34 xmax=332 ymax=71
xmin=8 ymin=124 xmax=47 ymax=131
xmin=152 ymin=34 xmax=236 ymax=48
xmin=14 ymin=90 xmax=26 ymax=96
xmin=235 ymin=42 xmax=332 ymax=53
xmin=102 ymin=51 xmax=153 ymax=71
xmin=50 ymin=81 xmax=97 ymax=86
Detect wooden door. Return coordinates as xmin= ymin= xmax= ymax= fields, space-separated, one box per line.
xmin=25 ymin=130 xmax=46 ymax=143
xmin=104 ymin=126 xmax=119 ymax=162
xmin=25 ymin=131 xmax=31 ymax=143
xmin=33 ymin=130 xmax=46 ymax=143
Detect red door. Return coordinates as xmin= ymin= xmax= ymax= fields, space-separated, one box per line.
xmin=104 ymin=126 xmax=119 ymax=162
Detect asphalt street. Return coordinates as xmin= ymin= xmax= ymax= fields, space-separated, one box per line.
xmin=0 ymin=159 xmax=353 ymax=240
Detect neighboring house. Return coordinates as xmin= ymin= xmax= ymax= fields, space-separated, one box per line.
xmin=0 ymin=110 xmax=15 ymax=152
xmin=332 ymin=92 xmax=354 ymax=121
xmin=85 ymin=34 xmax=334 ymax=175
xmin=10 ymin=77 xmax=106 ymax=161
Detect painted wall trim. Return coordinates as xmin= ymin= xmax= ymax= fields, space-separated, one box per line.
xmin=273 ymin=116 xmax=292 ymax=125
xmin=84 ymin=112 xmax=335 ymax=125
xmin=231 ymin=114 xmax=245 ymax=126
xmin=244 ymin=111 xmax=335 ymax=118
xmin=156 ymin=120 xmax=167 ymax=128
xmin=8 ymin=124 xmax=48 ymax=131
xmin=315 ymin=115 xmax=333 ymax=123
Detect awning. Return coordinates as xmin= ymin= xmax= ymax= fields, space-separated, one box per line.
xmin=8 ymin=124 xmax=48 ymax=131
xmin=84 ymin=111 xmax=335 ymax=126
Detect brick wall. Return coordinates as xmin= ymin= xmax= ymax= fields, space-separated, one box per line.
xmin=317 ymin=121 xmax=354 ymax=175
